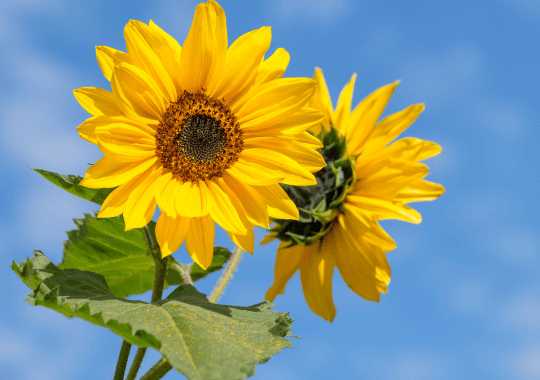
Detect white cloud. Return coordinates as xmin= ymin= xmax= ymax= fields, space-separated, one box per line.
xmin=267 ymin=0 xmax=353 ymax=24
xmin=477 ymin=101 xmax=528 ymax=141
xmin=400 ymin=45 xmax=483 ymax=104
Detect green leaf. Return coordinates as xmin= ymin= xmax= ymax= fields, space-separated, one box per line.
xmin=14 ymin=252 xmax=294 ymax=380
xmin=61 ymin=213 xmax=232 ymax=298
xmin=32 ymin=168 xmax=115 ymax=205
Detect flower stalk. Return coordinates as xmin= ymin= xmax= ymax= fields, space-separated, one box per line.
xmin=113 ymin=340 xmax=132 ymax=380
xmin=209 ymin=246 xmax=243 ymax=303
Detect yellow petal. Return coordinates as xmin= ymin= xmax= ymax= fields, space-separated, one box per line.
xmin=331 ymin=225 xmax=390 ymax=301
xmin=254 ymin=47 xmax=290 ymax=86
xmin=155 ymin=171 xmax=179 ymax=217
xmin=111 ymin=63 xmax=166 ymax=125
xmin=341 ymin=206 xmax=396 ymax=251
xmin=123 ymin=166 xmax=162 ymax=230
xmin=209 ymin=27 xmax=271 ymax=104
xmin=252 ymin=183 xmax=299 ymax=220
xmin=179 ymin=1 xmax=227 ymax=93
xmin=95 ymin=118 xmax=156 ymax=162
xmin=243 ymin=137 xmax=326 ymax=172
xmin=357 ymin=162 xmax=429 ymax=200
xmin=222 ymin=172 xmax=269 ymax=228
xmin=333 ymin=73 xmax=356 ymax=133
xmin=346 ymin=81 xmax=399 ymax=156
xmin=229 ymin=224 xmax=254 ymax=254
xmin=346 ymin=194 xmax=422 ymax=224
xmin=235 ymin=78 xmax=316 ymax=129
xmin=185 ymin=215 xmax=215 ymax=270
xmin=395 ymin=179 xmax=445 ymax=203
xmin=156 ymin=213 xmax=191 ymax=258
xmin=98 ymin=169 xmax=150 ymax=218
xmin=80 ymin=156 xmax=158 ymax=189
xmin=96 ymin=46 xmax=131 ymax=81
xmin=124 ymin=20 xmax=177 ymax=102
xmin=265 ymin=242 xmax=303 ymax=301
xmin=309 ymin=67 xmax=333 ymax=134
xmin=241 ymin=107 xmax=324 ymax=137
xmin=175 ymin=180 xmax=211 ymax=218
xmin=365 ymin=104 xmax=424 ymax=150
xmin=300 ymin=245 xmax=336 ymax=322
xmin=149 ymin=20 xmax=182 ymax=82
xmin=226 ymin=162 xmax=283 ymax=187
xmin=77 ymin=115 xmax=100 ymax=145
xmin=205 ymin=178 xmax=248 ymax=235
xmin=73 ymin=87 xmax=122 ymax=116
xmin=240 ymin=148 xmax=316 ymax=186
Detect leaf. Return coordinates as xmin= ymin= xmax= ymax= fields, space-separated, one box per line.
xmin=61 ymin=213 xmax=232 ymax=298
xmin=14 ymin=252 xmax=294 ymax=380
xmin=32 ymin=168 xmax=115 ymax=205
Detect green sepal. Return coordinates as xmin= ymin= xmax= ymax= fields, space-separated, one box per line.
xmin=33 ymin=168 xmax=115 ymax=205
xmin=61 ymin=213 xmax=232 ymax=298
xmin=270 ymin=126 xmax=356 ymax=248
xmin=14 ymin=251 xmax=295 ymax=380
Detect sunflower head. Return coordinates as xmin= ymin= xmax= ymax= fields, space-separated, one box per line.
xmin=265 ymin=68 xmax=445 ymax=322
xmin=74 ymin=0 xmax=326 ymax=270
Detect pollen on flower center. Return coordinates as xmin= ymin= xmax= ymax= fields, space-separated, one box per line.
xmin=155 ymin=91 xmax=244 ymax=182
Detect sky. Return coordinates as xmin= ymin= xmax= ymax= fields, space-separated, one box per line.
xmin=0 ymin=0 xmax=539 ymax=379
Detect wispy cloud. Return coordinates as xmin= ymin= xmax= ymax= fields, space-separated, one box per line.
xmin=267 ymin=0 xmax=353 ymax=24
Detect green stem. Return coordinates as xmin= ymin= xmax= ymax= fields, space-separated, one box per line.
xmin=208 ymin=246 xmax=243 ymax=303
xmin=170 ymin=261 xmax=194 ymax=285
xmin=125 ymin=347 xmax=147 ymax=380
xmin=113 ymin=340 xmax=132 ymax=380
xmin=139 ymin=358 xmax=173 ymax=380
xmin=124 ymin=225 xmax=168 ymax=379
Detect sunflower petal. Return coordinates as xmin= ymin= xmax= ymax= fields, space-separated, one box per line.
xmin=156 ymin=213 xmax=191 ymax=258
xmin=309 ymin=67 xmax=333 ymax=134
xmin=96 ymin=46 xmax=131 ymax=81
xmin=254 ymin=47 xmax=290 ymax=86
xmin=205 ymin=178 xmax=247 ymax=235
xmin=395 ymin=179 xmax=446 ymax=203
xmin=252 ymin=183 xmax=299 ymax=220
xmin=74 ymin=87 xmax=122 ymax=116
xmin=300 ymin=245 xmax=336 ymax=322
xmin=235 ymin=78 xmax=316 ymax=129
xmin=111 ymin=63 xmax=166 ymax=125
xmin=123 ymin=166 xmax=161 ymax=230
xmin=222 ymin=172 xmax=269 ymax=228
xmin=229 ymin=224 xmax=254 ymax=254
xmin=346 ymin=81 xmax=400 ymax=155
xmin=175 ymin=180 xmax=211 ymax=218
xmin=124 ymin=20 xmax=177 ymax=102
xmin=265 ymin=242 xmax=303 ymax=301
xmin=333 ymin=73 xmax=356 ymax=133
xmin=346 ymin=194 xmax=422 ymax=224
xmin=185 ymin=215 xmax=215 ymax=270
xmin=80 ymin=156 xmax=158 ymax=189
xmin=95 ymin=118 xmax=156 ymax=162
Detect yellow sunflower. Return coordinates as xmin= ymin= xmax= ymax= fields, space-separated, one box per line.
xmin=74 ymin=0 xmax=326 ymax=269
xmin=265 ymin=68 xmax=445 ymax=321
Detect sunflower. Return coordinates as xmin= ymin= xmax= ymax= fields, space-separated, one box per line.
xmin=75 ymin=0 xmax=326 ymax=269
xmin=265 ymin=68 xmax=445 ymax=321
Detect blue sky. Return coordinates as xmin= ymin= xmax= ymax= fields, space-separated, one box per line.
xmin=1 ymin=0 xmax=539 ymax=379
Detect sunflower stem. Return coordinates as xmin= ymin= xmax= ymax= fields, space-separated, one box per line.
xmin=113 ymin=340 xmax=132 ymax=380
xmin=139 ymin=358 xmax=173 ymax=380
xmin=170 ymin=261 xmax=194 ymax=285
xmin=125 ymin=225 xmax=168 ymax=379
xmin=208 ymin=246 xmax=243 ymax=303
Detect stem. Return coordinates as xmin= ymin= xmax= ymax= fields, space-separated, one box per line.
xmin=124 ymin=225 xmax=168 ymax=379
xmin=113 ymin=340 xmax=132 ymax=380
xmin=125 ymin=347 xmax=147 ymax=380
xmin=170 ymin=261 xmax=194 ymax=285
xmin=208 ymin=246 xmax=243 ymax=303
xmin=139 ymin=358 xmax=173 ymax=380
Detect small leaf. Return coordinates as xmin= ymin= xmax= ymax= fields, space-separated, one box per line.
xmin=33 ymin=168 xmax=115 ymax=205
xmin=61 ymin=213 xmax=231 ymax=298
xmin=14 ymin=252 xmax=294 ymax=380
